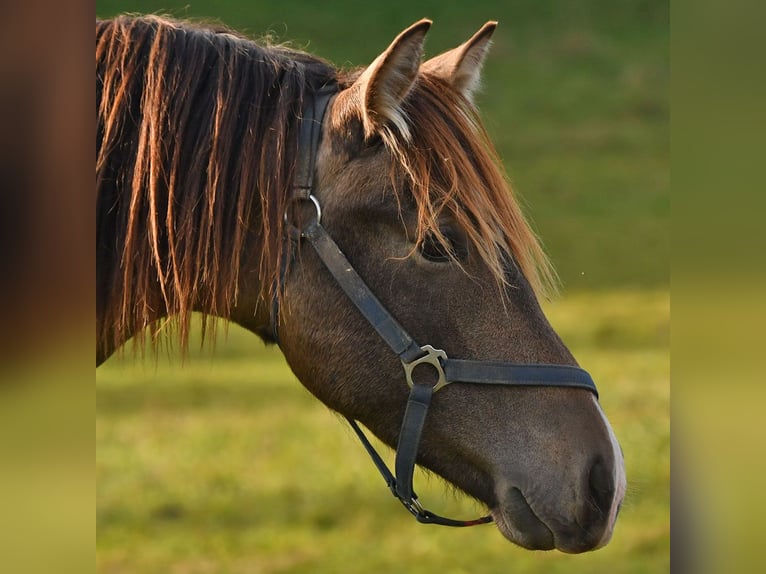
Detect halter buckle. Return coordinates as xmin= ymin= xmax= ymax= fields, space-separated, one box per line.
xmin=402 ymin=345 xmax=449 ymax=393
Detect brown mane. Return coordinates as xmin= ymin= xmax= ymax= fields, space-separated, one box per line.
xmin=96 ymin=15 xmax=335 ymax=354
xmin=96 ymin=15 xmax=552 ymax=356
xmin=388 ymin=73 xmax=555 ymax=298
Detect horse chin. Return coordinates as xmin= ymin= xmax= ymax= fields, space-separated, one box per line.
xmin=490 ymin=488 xmax=606 ymax=554
xmin=490 ymin=488 xmax=555 ymax=551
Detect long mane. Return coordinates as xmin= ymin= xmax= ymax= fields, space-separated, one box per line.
xmin=390 ymin=73 xmax=555 ymax=298
xmin=96 ymin=15 xmax=335 ymax=354
xmin=96 ymin=15 xmax=553 ymax=356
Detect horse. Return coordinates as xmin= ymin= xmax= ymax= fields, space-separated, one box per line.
xmin=96 ymin=14 xmax=625 ymax=552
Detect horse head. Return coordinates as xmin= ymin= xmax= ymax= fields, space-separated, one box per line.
xmin=257 ymin=20 xmax=626 ymax=552
xmin=96 ymin=15 xmax=625 ymax=552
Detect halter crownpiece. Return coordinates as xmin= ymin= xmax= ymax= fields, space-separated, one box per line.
xmin=274 ymin=86 xmax=599 ymax=527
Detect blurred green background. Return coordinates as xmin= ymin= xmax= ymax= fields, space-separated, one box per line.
xmin=96 ymin=1 xmax=668 ymax=573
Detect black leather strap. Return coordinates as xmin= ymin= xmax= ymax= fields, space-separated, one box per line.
xmin=279 ymin=88 xmax=599 ymax=529
xmin=346 ymin=412 xmax=492 ymax=527
xmin=294 ymin=86 xmax=336 ymax=195
xmin=301 ymin=218 xmax=596 ymax=526
xmin=394 ymin=382 xmax=434 ymax=502
xmin=303 ymin=222 xmax=423 ymax=362
xmin=271 ymin=85 xmax=336 ymax=342
xmin=444 ymin=360 xmax=598 ymax=397
xmin=304 ymin=221 xmax=597 ymax=396
xmin=346 ymin=417 xmax=397 ymax=494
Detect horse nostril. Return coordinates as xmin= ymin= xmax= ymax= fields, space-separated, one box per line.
xmin=588 ymin=458 xmax=615 ymax=515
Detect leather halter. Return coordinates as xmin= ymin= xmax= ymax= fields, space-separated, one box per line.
xmin=274 ymin=85 xmax=598 ymax=527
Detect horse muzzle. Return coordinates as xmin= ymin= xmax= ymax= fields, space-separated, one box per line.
xmin=492 ymin=453 xmax=625 ymax=553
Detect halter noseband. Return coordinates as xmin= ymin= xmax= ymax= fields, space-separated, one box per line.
xmin=273 ymin=86 xmax=598 ymax=528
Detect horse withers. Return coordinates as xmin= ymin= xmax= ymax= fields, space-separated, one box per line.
xmin=96 ymin=15 xmax=625 ymax=552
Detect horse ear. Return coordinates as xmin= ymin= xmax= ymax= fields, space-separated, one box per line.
xmin=354 ymin=19 xmax=431 ymax=140
xmin=421 ymin=21 xmax=497 ymax=102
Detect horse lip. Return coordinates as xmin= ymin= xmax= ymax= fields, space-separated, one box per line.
xmin=491 ymin=487 xmax=555 ymax=550
xmin=492 ymin=487 xmax=609 ymax=553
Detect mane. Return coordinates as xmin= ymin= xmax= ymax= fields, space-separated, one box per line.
xmin=387 ymin=73 xmax=556 ymax=298
xmin=96 ymin=15 xmax=553 ymax=357
xmin=96 ymin=15 xmax=336 ymax=355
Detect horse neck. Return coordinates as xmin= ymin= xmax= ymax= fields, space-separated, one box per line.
xmin=96 ymin=17 xmax=340 ymax=362
xmin=96 ymin=177 xmax=279 ymax=364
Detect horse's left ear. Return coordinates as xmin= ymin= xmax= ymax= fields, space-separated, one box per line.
xmin=421 ymin=21 xmax=497 ymax=102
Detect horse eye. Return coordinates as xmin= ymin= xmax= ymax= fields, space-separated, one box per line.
xmin=419 ymin=231 xmax=463 ymax=263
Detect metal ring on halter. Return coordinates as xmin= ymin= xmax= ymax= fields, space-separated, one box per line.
xmin=401 ymin=345 xmax=450 ymax=393
xmin=403 ymin=496 xmax=426 ymax=517
xmin=285 ymin=194 xmax=322 ymax=239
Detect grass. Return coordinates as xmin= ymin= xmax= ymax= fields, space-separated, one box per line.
xmin=97 ymin=290 xmax=668 ymax=574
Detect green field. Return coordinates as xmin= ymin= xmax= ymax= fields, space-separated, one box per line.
xmin=97 ymin=1 xmax=668 ymax=572
xmin=97 ymin=292 xmax=668 ymax=573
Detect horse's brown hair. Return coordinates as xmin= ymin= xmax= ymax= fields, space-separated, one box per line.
xmin=96 ymin=14 xmax=553 ymax=356
xmin=384 ymin=72 xmax=555 ymax=297
xmin=96 ymin=15 xmax=335 ymax=353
